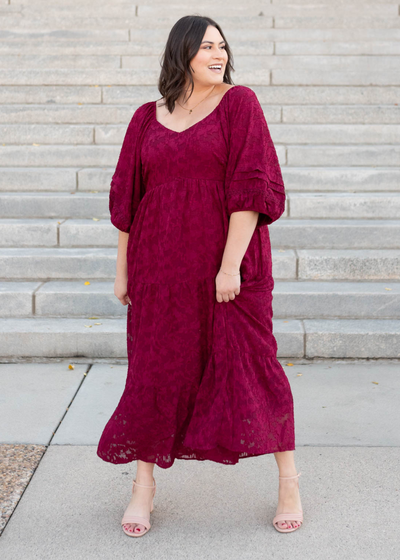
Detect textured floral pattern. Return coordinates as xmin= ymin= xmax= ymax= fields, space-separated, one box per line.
xmin=97 ymin=85 xmax=295 ymax=469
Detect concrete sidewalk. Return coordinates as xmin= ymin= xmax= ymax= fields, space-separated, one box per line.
xmin=1 ymin=359 xmax=399 ymax=559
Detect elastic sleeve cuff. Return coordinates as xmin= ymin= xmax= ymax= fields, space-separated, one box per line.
xmin=226 ymin=177 xmax=286 ymax=227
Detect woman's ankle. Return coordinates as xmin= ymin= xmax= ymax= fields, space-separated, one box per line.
xmin=135 ymin=475 xmax=154 ymax=485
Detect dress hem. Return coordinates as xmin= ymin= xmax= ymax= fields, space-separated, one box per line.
xmin=96 ymin=443 xmax=296 ymax=470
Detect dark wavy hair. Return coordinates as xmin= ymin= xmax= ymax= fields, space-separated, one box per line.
xmin=157 ymin=15 xmax=235 ymax=113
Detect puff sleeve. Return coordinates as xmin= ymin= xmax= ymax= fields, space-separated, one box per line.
xmin=109 ymin=108 xmax=144 ymax=233
xmin=224 ymin=87 xmax=286 ymax=228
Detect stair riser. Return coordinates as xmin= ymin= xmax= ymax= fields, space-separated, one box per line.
xmin=2 ymin=220 xmax=400 ymax=249
xmin=2 ymin=193 xmax=400 ymax=219
xmin=2 ymin=291 xmax=399 ymax=319
xmin=0 ymin=318 xmax=399 ymax=359
xmin=0 ymin=250 xmax=399 ymax=281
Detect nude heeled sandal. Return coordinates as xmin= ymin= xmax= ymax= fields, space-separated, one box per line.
xmin=121 ymin=477 xmax=156 ymax=537
xmin=272 ymin=472 xmax=303 ymax=533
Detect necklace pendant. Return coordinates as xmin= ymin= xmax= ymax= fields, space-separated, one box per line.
xmin=189 ymin=109 xmax=192 ymax=114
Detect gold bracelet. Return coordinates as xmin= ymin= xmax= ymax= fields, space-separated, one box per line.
xmin=220 ymin=268 xmax=240 ymax=276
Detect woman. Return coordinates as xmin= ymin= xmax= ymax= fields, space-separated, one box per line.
xmin=97 ymin=15 xmax=303 ymax=537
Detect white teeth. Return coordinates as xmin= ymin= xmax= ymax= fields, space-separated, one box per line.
xmin=209 ymin=65 xmax=221 ymax=69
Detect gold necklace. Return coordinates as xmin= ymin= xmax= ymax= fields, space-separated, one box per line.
xmin=177 ymin=85 xmax=216 ymax=114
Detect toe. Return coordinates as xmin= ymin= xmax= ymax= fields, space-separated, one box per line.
xmin=135 ymin=524 xmax=145 ymax=533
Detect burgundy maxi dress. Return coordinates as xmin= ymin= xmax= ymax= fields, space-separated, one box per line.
xmin=97 ymin=85 xmax=295 ymax=469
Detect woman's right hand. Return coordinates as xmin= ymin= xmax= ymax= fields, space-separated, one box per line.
xmin=114 ymin=274 xmax=131 ymax=306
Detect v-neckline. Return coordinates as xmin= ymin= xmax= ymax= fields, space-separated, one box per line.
xmin=153 ymin=86 xmax=238 ymax=135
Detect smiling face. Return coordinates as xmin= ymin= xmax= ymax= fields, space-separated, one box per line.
xmin=189 ymin=25 xmax=229 ymax=87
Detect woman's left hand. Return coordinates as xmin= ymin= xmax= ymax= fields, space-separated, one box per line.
xmin=215 ymin=269 xmax=241 ymax=303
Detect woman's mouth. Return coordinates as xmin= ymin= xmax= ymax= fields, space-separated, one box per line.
xmin=208 ymin=65 xmax=222 ymax=73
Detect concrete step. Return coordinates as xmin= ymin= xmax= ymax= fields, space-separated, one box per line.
xmin=269 ymin=0 xmax=400 ymax=3
xmin=273 ymin=281 xmax=400 ymax=319
xmin=0 ymin=219 xmax=118 ymax=247
xmin=2 ymin=142 xmax=399 ymax=167
xmin=0 ymin=248 xmax=294 ymax=281
xmin=274 ymin=0 xmax=400 ymax=3
xmin=0 ymin=193 xmax=109 ymax=219
xmin=3 ymin=53 xmax=400 ymax=73
xmin=288 ymin=146 xmax=400 ymax=165
xmin=0 ymin=104 xmax=141 ymax=124
xmin=2 ymin=102 xmax=399 ymax=125
xmin=4 ymin=27 xmax=400 ymax=45
xmin=282 ymin=106 xmax=400 ymax=124
xmin=2 ymin=124 xmax=96 ymax=144
xmin=1 ymin=218 xmax=400 ymax=250
xmin=137 ymin=5 xmax=399 ymax=18
xmin=0 ymin=219 xmax=61 ymax=247
xmin=1 ymin=167 xmax=399 ymax=193
xmin=1 ymin=192 xmax=399 ymax=220
xmin=273 ymin=69 xmax=400 ymax=86
xmin=18 ymin=4 xmax=399 ymax=18
xmin=271 ymin=124 xmax=400 ymax=144
xmin=297 ymin=249 xmax=400 ymax=280
xmin=4 ymin=40 xmax=400 ymax=57
xmin=1 ymin=280 xmax=399 ymax=320
xmin=0 ymin=248 xmax=117 ymax=281
xmin=0 ymin=281 xmax=122 ymax=318
xmin=302 ymin=319 xmax=400 ymax=358
xmin=0 ymin=55 xmax=122 ymax=70
xmin=2 ymin=14 xmax=400 ymax=31
xmin=0 ymin=28 xmax=130 ymax=42
xmin=288 ymin=193 xmax=400 ymax=219
xmin=8 ymin=188 xmax=296 ymax=219
xmin=13 ymin=0 xmax=400 ymax=5
xmin=0 ymin=248 xmax=399 ymax=281
xmin=0 ymin=316 xmax=398 ymax=358
xmin=279 ymin=168 xmax=400 ymax=192
xmin=270 ymin=219 xmax=400 ymax=249
xmin=123 ymin=55 xmax=400 ymax=73
xmin=2 ymin=84 xmax=400 ymax=107
xmin=3 ymin=123 xmax=400 ymax=145
xmin=0 ymin=168 xmax=80 ymax=192
xmin=0 ymin=68 xmax=399 ymax=87
xmin=276 ymin=41 xmax=400 ymax=55
xmin=150 ymin=15 xmax=400 ymax=31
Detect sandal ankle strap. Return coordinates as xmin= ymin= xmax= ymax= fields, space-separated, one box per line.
xmin=279 ymin=472 xmax=301 ymax=480
xmin=133 ymin=478 xmax=156 ymax=489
